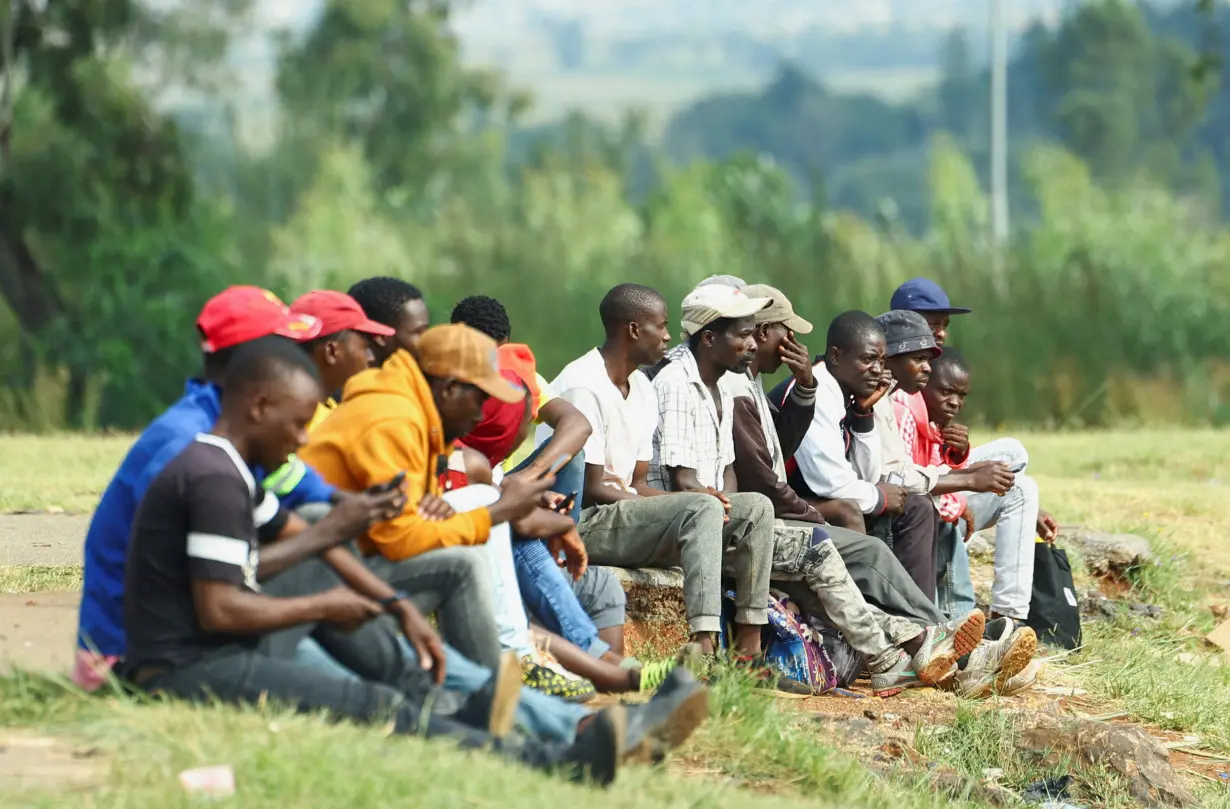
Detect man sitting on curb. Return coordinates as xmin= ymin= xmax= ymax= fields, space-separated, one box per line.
xmin=550 ymin=284 xmax=770 ymax=663
xmin=888 ymin=277 xmax=1059 ymax=551
xmin=123 ymin=336 xmax=710 ymax=787
xmin=913 ymin=347 xmax=1043 ymax=697
xmin=662 ymin=284 xmax=984 ymax=695
xmin=772 ymin=312 xmax=939 ymax=601
xmin=450 ymin=295 xmax=631 ymax=664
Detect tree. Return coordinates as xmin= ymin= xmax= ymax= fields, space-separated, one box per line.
xmin=0 ymin=0 xmax=249 ymax=427
xmin=276 ymin=0 xmax=522 ymax=197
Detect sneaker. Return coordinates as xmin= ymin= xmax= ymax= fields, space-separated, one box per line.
xmin=564 ymin=705 xmax=627 ymax=786
xmin=521 ymin=657 xmax=596 ymax=703
xmin=912 ymin=609 xmax=986 ymax=685
xmin=997 ymin=658 xmax=1043 ymax=697
xmin=455 ymin=651 xmax=524 ymax=737
xmin=956 ymin=621 xmax=1037 ymax=699
xmin=993 ymin=626 xmax=1037 ymax=691
xmin=870 ymin=650 xmax=924 ymax=698
xmin=624 ymin=667 xmax=710 ymax=764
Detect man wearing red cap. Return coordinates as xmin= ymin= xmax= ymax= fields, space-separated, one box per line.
xmin=76 ymin=287 xmax=404 ymax=690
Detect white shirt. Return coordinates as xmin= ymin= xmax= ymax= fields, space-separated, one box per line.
xmin=549 ymin=348 xmax=657 ymax=491
xmin=792 ymin=363 xmax=884 ymax=514
xmin=649 ymin=349 xmax=735 ymax=492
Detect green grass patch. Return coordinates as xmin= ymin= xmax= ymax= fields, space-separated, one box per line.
xmin=0 ymin=565 xmax=84 ymax=594
xmin=0 ymin=668 xmax=988 ymax=809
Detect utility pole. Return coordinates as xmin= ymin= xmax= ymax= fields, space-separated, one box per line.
xmin=989 ymin=0 xmax=1009 ymax=281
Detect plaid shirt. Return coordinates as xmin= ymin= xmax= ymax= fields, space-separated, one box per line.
xmin=649 ymin=348 xmax=735 ymax=491
xmin=890 ymin=389 xmax=966 ymax=523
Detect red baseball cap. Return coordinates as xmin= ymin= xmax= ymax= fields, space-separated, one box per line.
xmin=291 ymin=290 xmax=397 ymax=339
xmin=196 ymin=286 xmax=323 ymax=353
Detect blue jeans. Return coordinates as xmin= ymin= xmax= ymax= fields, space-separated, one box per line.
xmin=293 ymin=637 xmax=587 ymax=744
xmin=935 ymin=519 xmax=977 ymax=619
xmin=508 ymin=447 xmax=614 ymax=658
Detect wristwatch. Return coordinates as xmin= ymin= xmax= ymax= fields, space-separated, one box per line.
xmin=378 ymin=590 xmax=410 ymax=612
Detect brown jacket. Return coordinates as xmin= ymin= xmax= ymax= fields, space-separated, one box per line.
xmin=730 ymin=376 xmax=825 ymax=525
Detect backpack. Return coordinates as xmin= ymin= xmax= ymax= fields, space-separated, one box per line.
xmin=721 ymin=590 xmax=837 ymax=695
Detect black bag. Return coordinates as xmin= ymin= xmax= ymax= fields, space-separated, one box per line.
xmin=1025 ymin=541 xmax=1083 ymax=650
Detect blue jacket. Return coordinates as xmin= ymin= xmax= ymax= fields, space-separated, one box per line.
xmin=77 ymin=379 xmax=336 ymax=657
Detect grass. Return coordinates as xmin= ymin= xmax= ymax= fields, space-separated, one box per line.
xmin=0 ymin=565 xmax=83 ymax=593
xmin=0 ymin=434 xmax=135 ymax=514
xmin=1 ymin=429 xmax=1229 ymax=807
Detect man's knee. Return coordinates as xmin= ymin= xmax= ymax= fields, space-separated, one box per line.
xmin=1012 ymin=471 xmax=1039 ymax=507
xmin=818 ymin=499 xmax=866 ymax=533
xmin=295 ymin=502 xmax=332 ymax=525
xmin=675 ymin=492 xmax=728 ymax=526
xmin=1001 ymin=438 xmax=1029 ymax=470
xmin=574 ymin=566 xmax=626 ymax=629
xmin=728 ymin=492 xmax=774 ymax=523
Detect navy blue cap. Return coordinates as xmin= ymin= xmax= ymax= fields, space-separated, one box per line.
xmin=889 ymin=278 xmax=971 ymax=315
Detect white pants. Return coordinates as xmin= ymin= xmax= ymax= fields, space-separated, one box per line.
xmin=440 ymin=482 xmax=534 ymax=658
xmin=964 ymin=438 xmax=1039 ymax=621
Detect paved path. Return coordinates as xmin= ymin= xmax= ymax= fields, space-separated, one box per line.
xmin=0 ymin=515 xmax=90 ymax=566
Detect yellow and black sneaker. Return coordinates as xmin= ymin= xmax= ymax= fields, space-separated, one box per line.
xmin=521 ymin=656 xmax=597 ymax=703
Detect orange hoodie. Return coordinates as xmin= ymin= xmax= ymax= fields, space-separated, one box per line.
xmin=298 ymin=349 xmax=493 ymax=561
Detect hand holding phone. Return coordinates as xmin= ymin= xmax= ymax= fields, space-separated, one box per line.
xmin=372 ymin=470 xmax=406 ymax=494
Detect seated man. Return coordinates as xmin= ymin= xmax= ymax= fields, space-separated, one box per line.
xmin=682 ymin=285 xmax=983 ymax=695
xmin=278 ymin=291 xmax=606 ymax=728
xmin=772 ymin=312 xmax=938 ymax=600
xmin=450 ymin=295 xmax=630 ymax=662
xmin=875 ymin=310 xmax=1001 ymax=619
xmin=123 ymin=336 xmax=710 ymax=785
xmin=75 ymin=287 xmax=365 ymax=689
xmin=911 ymin=347 xmax=1044 ymax=696
xmin=887 ymin=277 xmax=1058 ymax=547
xmin=346 ymin=276 xmax=432 ymax=362
xmin=550 ymin=284 xmax=771 ymax=663
xmin=642 ymin=275 xmax=749 ymax=382
xmin=299 ymin=324 xmax=600 ymax=697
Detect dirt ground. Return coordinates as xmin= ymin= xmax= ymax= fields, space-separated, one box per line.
xmin=0 ymin=591 xmax=78 ymax=675
xmin=0 ymin=514 xmax=87 ymax=674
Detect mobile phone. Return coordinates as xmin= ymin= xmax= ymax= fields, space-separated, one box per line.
xmin=886 ymin=472 xmax=904 ymax=486
xmin=539 ymin=454 xmax=571 ymax=479
xmin=556 ymin=491 xmax=578 ymax=514
xmin=377 ymin=470 xmax=407 ymax=493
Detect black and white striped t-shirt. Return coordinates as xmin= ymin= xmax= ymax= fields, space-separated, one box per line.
xmin=123 ymin=433 xmax=287 ymax=670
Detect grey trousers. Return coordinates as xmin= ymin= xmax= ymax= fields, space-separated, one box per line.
xmin=578 ymin=492 xmax=774 ymax=634
xmin=771 ymin=521 xmax=921 ymax=673
xmin=290 ymin=503 xmax=504 ymax=670
xmin=365 ymin=548 xmax=504 ymax=671
xmin=827 ymin=524 xmax=947 ymax=626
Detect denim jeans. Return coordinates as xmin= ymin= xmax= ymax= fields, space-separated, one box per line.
xmin=934 ymin=519 xmax=977 ymax=620
xmin=508 ymin=447 xmax=617 ymax=658
xmin=965 ymin=438 xmax=1039 ymax=620
xmin=292 ymin=637 xmax=587 ymax=744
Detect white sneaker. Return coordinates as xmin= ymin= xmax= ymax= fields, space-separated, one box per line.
xmin=956 ymin=619 xmax=1037 ymax=698
xmin=998 ymin=658 xmax=1044 ymax=696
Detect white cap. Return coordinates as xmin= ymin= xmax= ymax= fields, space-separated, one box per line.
xmin=695 ymin=274 xmax=747 ymax=291
xmin=680 ymin=286 xmax=773 ymax=338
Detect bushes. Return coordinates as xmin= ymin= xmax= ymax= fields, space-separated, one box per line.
xmin=4 ymin=138 xmax=1226 ymax=430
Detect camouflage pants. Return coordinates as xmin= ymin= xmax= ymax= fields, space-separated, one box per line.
xmin=769 ymin=520 xmax=922 ymax=673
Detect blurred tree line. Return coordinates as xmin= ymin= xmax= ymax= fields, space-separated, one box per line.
xmin=0 ymin=0 xmax=1228 ymax=432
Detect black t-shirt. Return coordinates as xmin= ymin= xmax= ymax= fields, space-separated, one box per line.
xmin=124 ymin=434 xmax=288 ymax=670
